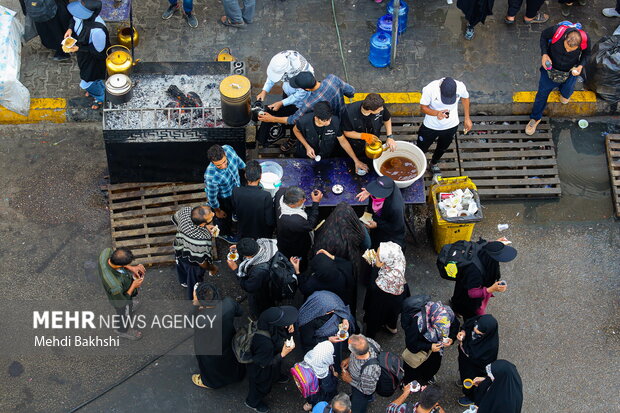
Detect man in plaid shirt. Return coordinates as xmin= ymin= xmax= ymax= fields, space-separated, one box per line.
xmin=204 ymin=144 xmax=246 ymax=243
xmin=258 ymin=71 xmax=355 ymax=153
xmin=340 ymin=334 xmax=382 ymax=413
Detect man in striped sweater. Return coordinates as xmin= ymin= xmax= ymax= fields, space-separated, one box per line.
xmin=172 ymin=205 xmax=218 ymax=299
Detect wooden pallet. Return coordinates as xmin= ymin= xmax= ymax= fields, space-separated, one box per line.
xmin=605 ymin=134 xmax=620 ymax=218
xmin=457 ymin=116 xmax=561 ymax=199
xmin=107 ymin=182 xmax=208 ymax=265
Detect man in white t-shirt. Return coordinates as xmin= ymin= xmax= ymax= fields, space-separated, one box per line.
xmin=417 ymin=77 xmax=472 ymax=175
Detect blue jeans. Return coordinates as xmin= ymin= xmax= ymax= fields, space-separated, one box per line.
xmin=86 ymin=80 xmax=105 ymax=103
xmin=169 ymin=0 xmax=193 ymax=14
xmin=222 ymin=0 xmax=256 ymax=23
xmin=530 ymin=67 xmax=577 ymax=121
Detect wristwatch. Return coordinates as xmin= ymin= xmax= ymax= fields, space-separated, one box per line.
xmin=386 ymin=134 xmax=393 ymax=140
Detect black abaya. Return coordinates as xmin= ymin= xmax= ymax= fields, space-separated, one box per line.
xmin=19 ymin=0 xmax=70 ymax=53
xmin=458 ymin=314 xmax=499 ymax=399
xmin=194 ymin=297 xmax=245 ymax=388
xmin=368 ymin=187 xmax=406 ymax=248
xmin=299 ymin=253 xmax=355 ymax=307
xmin=457 ymin=0 xmax=495 ymax=27
xmin=474 ymin=360 xmax=523 ymax=413
xmin=363 ymin=269 xmax=410 ymax=339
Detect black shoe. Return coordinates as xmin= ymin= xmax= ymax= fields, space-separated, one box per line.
xmin=245 ymin=401 xmax=270 ymax=413
xmin=561 ymin=2 xmax=571 ymax=17
xmin=52 ymin=51 xmax=71 ymax=61
xmin=162 ymin=3 xmax=179 ymax=19
xmin=276 ymin=374 xmax=290 ymax=384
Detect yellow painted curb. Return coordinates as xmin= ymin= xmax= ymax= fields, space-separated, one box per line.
xmin=513 ymin=91 xmax=597 ymax=103
xmin=347 ymin=92 xmax=422 ymax=104
xmin=0 ymin=98 xmax=67 ymax=124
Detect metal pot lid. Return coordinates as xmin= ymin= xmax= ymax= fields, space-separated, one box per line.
xmin=106 ymin=74 xmax=132 ymax=94
xmin=109 ymin=50 xmax=131 ymax=65
xmin=219 ymin=75 xmax=251 ymax=99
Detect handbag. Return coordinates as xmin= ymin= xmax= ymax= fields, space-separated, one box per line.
xmin=547 ymin=68 xmax=571 ymax=83
xmin=401 ymin=348 xmax=432 ymax=369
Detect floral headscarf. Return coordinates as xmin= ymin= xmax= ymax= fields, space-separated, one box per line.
xmin=417 ymin=301 xmax=454 ymax=343
xmin=375 ymin=242 xmax=407 ymax=295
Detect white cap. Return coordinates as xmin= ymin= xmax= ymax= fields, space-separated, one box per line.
xmin=266 ymin=52 xmax=290 ymax=83
xmin=266 ymin=50 xmax=313 ymax=84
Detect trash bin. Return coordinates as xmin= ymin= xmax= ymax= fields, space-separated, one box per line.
xmin=429 ymin=176 xmax=483 ymax=253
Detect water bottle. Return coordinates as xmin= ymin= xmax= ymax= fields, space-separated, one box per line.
xmin=376 ymin=14 xmax=399 ymax=44
xmin=386 ymin=0 xmax=409 ymax=34
xmin=368 ymin=32 xmax=391 ymax=68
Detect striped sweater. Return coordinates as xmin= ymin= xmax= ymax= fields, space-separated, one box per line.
xmin=172 ymin=207 xmax=213 ymax=265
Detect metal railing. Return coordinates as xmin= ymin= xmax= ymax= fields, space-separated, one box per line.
xmin=103 ymin=104 xmax=224 ymax=130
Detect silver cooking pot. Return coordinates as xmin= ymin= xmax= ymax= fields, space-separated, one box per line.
xmin=105 ymin=74 xmax=133 ymax=105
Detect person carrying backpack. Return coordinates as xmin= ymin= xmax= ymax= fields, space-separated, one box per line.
xmin=19 ymin=0 xmax=71 ymax=61
xmin=340 ymin=334 xmax=384 ymax=413
xmin=525 ymin=21 xmax=591 ymax=135
xmin=228 ymin=238 xmax=279 ymax=319
xmin=446 ymin=239 xmax=517 ymax=320
xmin=246 ymin=306 xmax=298 ymax=413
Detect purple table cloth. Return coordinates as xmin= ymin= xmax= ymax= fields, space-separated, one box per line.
xmin=100 ymin=0 xmax=132 ymax=22
xmin=266 ymin=158 xmax=425 ymax=207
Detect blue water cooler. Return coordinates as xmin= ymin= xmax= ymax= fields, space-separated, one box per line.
xmin=376 ymin=14 xmax=399 ymax=44
xmin=369 ymin=32 xmax=392 ymax=68
xmin=386 ymin=0 xmax=409 ymax=34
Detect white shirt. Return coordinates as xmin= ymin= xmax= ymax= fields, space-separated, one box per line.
xmin=420 ymin=78 xmax=469 ymax=130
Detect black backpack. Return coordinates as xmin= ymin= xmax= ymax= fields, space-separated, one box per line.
xmin=25 ymin=0 xmax=57 ymax=22
xmin=360 ymin=342 xmax=404 ymax=397
xmin=436 ymin=239 xmax=486 ymax=281
xmin=268 ymin=251 xmax=298 ymax=301
xmin=232 ymin=318 xmax=271 ymax=364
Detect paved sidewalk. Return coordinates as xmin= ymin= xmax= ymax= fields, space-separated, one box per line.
xmin=6 ymin=0 xmax=620 ymax=101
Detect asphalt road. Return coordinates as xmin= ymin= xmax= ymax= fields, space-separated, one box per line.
xmin=0 ymin=121 xmax=619 ymax=413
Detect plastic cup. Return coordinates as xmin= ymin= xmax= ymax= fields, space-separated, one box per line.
xmin=578 ymin=119 xmax=589 ymax=129
xmin=463 ymin=378 xmax=474 ymax=389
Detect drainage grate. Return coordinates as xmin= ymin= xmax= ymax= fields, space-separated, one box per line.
xmin=605 ymin=134 xmax=620 ymax=218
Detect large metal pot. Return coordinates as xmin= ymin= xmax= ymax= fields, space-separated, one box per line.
xmin=105 ymin=74 xmax=133 ymax=105
xmin=117 ymin=26 xmax=139 ymax=49
xmin=106 ymin=45 xmax=135 ymax=76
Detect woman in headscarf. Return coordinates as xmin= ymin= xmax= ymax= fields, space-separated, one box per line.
xmin=363 ymin=241 xmax=410 ymax=338
xmin=296 ymin=248 xmax=355 ymax=308
xmin=471 ymin=360 xmax=523 ymax=413
xmin=298 ymin=290 xmax=356 ymax=373
xmin=355 ymin=176 xmax=406 ymax=248
xmin=227 ymin=238 xmax=278 ymax=319
xmin=246 ymin=306 xmax=298 ymax=413
xmin=301 ymin=340 xmax=338 ymax=412
xmin=401 ymin=300 xmax=460 ymax=384
xmin=456 ymin=314 xmax=499 ymax=407
xmin=64 ymin=0 xmax=109 ymax=109
xmin=19 ymin=0 xmax=72 ymax=61
xmin=191 ymin=282 xmax=245 ymax=389
xmin=450 ymin=239 xmax=517 ymax=320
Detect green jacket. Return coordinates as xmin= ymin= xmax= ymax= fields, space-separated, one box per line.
xmin=98 ymin=248 xmax=134 ymax=308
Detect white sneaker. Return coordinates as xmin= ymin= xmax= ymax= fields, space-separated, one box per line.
xmin=602 ymin=8 xmax=620 ymax=17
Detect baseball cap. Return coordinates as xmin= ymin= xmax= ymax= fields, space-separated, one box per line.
xmin=289 ymin=72 xmax=316 ymax=90
xmin=440 ymin=77 xmax=457 ymax=105
xmin=366 ymin=176 xmax=395 ymax=199
xmin=68 ymin=0 xmax=101 ymax=19
xmin=483 ymin=241 xmax=517 ymax=262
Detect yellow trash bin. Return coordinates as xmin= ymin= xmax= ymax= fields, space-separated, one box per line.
xmin=429 ymin=176 xmax=483 ymax=253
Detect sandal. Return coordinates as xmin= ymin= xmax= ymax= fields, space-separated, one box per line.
xmin=279 ymin=137 xmax=297 ymax=153
xmin=192 ymin=374 xmax=211 ymax=389
xmin=524 ymin=12 xmax=549 ymax=24
xmin=219 ymin=16 xmax=246 ymax=29
xmin=91 ymin=101 xmax=103 ymax=110
xmin=504 ymin=16 xmax=515 ymax=24
xmin=303 ymin=403 xmax=313 ymax=412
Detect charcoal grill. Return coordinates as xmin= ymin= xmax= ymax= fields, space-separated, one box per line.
xmin=102 ymin=62 xmax=247 ymax=183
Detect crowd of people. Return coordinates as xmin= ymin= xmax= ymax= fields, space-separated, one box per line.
xmin=95 ymin=48 xmax=526 ymax=411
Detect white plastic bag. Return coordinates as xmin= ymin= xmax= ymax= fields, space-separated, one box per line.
xmin=0 ymin=6 xmax=31 ymax=116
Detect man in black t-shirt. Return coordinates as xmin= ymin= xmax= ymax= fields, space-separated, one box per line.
xmin=341 ymin=93 xmax=397 ymax=161
xmin=293 ymin=101 xmax=369 ymax=173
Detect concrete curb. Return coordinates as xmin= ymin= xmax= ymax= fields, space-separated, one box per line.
xmin=1 ymin=91 xmax=618 ymax=124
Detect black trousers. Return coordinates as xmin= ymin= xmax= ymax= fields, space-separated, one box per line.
xmin=216 ymin=196 xmax=234 ymax=235
xmin=257 ymin=105 xmax=298 ymax=145
xmin=114 ymin=301 xmax=134 ymax=333
xmin=416 ymin=124 xmax=458 ymax=165
xmin=351 ymin=387 xmax=374 ymax=413
xmin=176 ymin=256 xmax=206 ymax=299
xmin=507 ymin=0 xmax=545 ymax=18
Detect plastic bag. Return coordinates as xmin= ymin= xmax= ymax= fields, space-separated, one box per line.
xmin=585 ymin=35 xmax=620 ymax=104
xmin=0 ymin=6 xmax=31 ymax=116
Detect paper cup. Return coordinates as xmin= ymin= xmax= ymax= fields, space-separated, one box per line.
xmin=578 ymin=119 xmax=588 ymax=129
